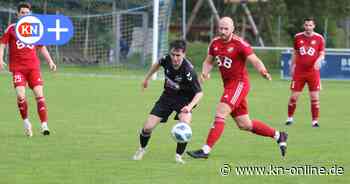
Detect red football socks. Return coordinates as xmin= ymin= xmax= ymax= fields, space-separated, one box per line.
xmin=251 ymin=119 xmax=275 ymax=138
xmin=311 ymin=99 xmax=320 ymax=121
xmin=206 ymin=116 xmax=225 ymax=148
xmin=36 ymin=97 xmax=48 ymax=123
xmin=17 ymin=97 xmax=28 ymax=120
xmin=288 ymin=97 xmax=297 ymax=118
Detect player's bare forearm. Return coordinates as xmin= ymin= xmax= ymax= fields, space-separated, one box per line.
xmin=247 ymin=54 xmax=272 ymax=80
xmin=142 ymin=63 xmax=160 ymax=90
xmin=200 ymin=55 xmax=214 ymax=82
xmin=0 ymin=44 xmax=5 ymax=62
xmin=39 ymin=46 xmax=57 ymax=71
xmin=314 ymin=51 xmax=325 ymax=70
xmin=39 ymin=46 xmax=54 ymax=64
xmin=202 ymin=55 xmax=214 ymax=76
xmin=290 ymin=51 xmax=296 ymax=74
xmin=144 ymin=63 xmax=160 ymax=81
xmin=188 ymin=91 xmax=203 ymax=109
xmin=0 ymin=44 xmax=6 ymax=70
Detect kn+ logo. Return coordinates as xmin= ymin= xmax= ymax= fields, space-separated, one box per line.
xmin=15 ymin=14 xmax=73 ymax=45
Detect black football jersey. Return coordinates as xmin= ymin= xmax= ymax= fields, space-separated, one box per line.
xmin=158 ymin=54 xmax=202 ymax=100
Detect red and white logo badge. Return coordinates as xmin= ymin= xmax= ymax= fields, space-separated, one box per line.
xmin=15 ymin=15 xmax=44 ymax=44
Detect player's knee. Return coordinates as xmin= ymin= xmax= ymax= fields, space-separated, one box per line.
xmin=290 ymin=95 xmax=299 ymax=101
xmin=17 ymin=95 xmax=26 ymax=103
xmin=36 ymin=96 xmax=45 ymax=102
xmin=237 ymin=122 xmax=251 ymax=131
xmin=236 ymin=119 xmax=252 ymax=131
xmin=17 ymin=94 xmax=26 ymax=101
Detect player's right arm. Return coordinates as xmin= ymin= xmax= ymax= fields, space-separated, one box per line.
xmin=0 ymin=43 xmax=5 ymax=71
xmin=200 ymin=54 xmax=214 ymax=83
xmin=142 ymin=62 xmax=161 ymax=90
xmin=0 ymin=25 xmax=11 ymax=71
xmin=290 ymin=50 xmax=296 ymax=76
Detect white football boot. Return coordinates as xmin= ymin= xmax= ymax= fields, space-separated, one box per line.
xmin=175 ymin=154 xmax=186 ymax=164
xmin=132 ymin=147 xmax=146 ymax=160
xmin=24 ymin=119 xmax=33 ymax=137
xmin=41 ymin=122 xmax=50 ymax=135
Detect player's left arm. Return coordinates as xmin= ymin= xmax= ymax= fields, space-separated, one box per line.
xmin=38 ymin=46 xmax=56 ymax=71
xmin=181 ymin=71 xmax=204 ymax=113
xmin=314 ymin=50 xmax=325 ymax=70
xmin=314 ymin=37 xmax=326 ymax=70
xmin=0 ymin=43 xmax=6 ymax=71
xmin=247 ymin=54 xmax=272 ymax=80
xmin=182 ymin=91 xmax=203 ymax=113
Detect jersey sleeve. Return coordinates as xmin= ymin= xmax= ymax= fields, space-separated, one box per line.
xmin=0 ymin=26 xmax=11 ymax=44
xmin=293 ymin=35 xmax=299 ymax=50
xmin=208 ymin=41 xmax=215 ymax=56
xmin=319 ymin=36 xmax=325 ymax=52
xmin=186 ymin=69 xmax=202 ymax=94
xmin=239 ymin=40 xmax=253 ymax=58
xmin=158 ymin=55 xmax=167 ymax=67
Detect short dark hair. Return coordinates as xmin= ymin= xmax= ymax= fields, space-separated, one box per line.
xmin=169 ymin=40 xmax=186 ymax=52
xmin=17 ymin=2 xmax=31 ymax=13
xmin=304 ymin=17 xmax=315 ymax=23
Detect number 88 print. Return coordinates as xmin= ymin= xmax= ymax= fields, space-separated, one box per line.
xmin=215 ymin=56 xmax=233 ymax=69
xmin=299 ymin=46 xmax=315 ymax=56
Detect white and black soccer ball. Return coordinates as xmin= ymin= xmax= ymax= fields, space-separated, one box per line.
xmin=171 ymin=122 xmax=192 ymax=143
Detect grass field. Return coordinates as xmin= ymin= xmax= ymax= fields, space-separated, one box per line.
xmin=0 ymin=67 xmax=349 ymax=184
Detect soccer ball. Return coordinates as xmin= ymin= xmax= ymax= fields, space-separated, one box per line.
xmin=171 ymin=122 xmax=192 ymax=143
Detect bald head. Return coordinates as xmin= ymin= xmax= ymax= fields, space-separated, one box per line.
xmin=218 ymin=17 xmax=234 ymax=41
xmin=219 ymin=17 xmax=234 ymax=28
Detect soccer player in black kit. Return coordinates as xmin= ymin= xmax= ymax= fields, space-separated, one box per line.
xmin=132 ymin=40 xmax=203 ymax=164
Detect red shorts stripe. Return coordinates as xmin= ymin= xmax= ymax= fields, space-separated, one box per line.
xmin=220 ymin=81 xmax=250 ymax=117
xmin=230 ymin=82 xmax=244 ymax=106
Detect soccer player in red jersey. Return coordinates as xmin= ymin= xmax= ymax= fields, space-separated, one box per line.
xmin=187 ymin=17 xmax=288 ymax=159
xmin=285 ymin=18 xmax=325 ymax=127
xmin=0 ymin=2 xmax=57 ymax=136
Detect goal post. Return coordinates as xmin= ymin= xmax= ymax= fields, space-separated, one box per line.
xmin=152 ymin=0 xmax=159 ymax=80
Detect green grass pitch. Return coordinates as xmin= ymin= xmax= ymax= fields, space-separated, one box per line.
xmin=0 ymin=67 xmax=349 ymax=184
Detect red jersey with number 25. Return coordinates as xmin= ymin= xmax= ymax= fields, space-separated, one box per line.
xmin=0 ymin=24 xmax=41 ymax=72
xmin=294 ymin=32 xmax=325 ymax=75
xmin=208 ymin=35 xmax=253 ymax=88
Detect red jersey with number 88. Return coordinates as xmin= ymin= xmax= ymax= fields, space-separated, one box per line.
xmin=208 ymin=35 xmax=253 ymax=88
xmin=293 ymin=32 xmax=325 ymax=75
xmin=0 ymin=24 xmax=41 ymax=72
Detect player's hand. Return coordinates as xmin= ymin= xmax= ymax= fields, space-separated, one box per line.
xmin=314 ymin=61 xmax=321 ymax=70
xmin=181 ymin=105 xmax=192 ymax=113
xmin=260 ymin=70 xmax=272 ymax=81
xmin=48 ymin=61 xmax=57 ymax=72
xmin=199 ymin=73 xmax=210 ymax=84
xmin=141 ymin=79 xmax=149 ymax=91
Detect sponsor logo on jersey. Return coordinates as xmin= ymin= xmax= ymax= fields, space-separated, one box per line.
xmin=227 ymin=47 xmax=234 ymax=53
xmin=186 ymin=72 xmax=192 ymax=81
xmin=175 ymin=75 xmax=182 ymax=82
